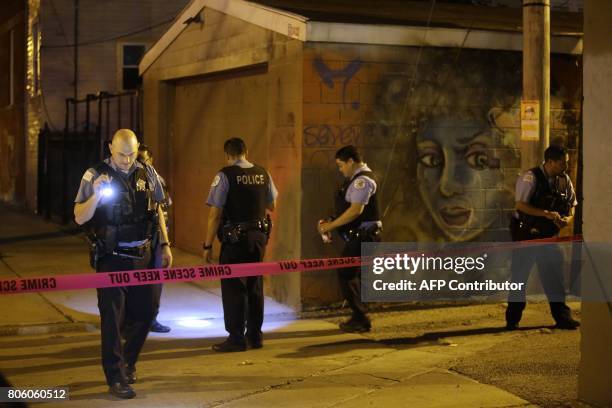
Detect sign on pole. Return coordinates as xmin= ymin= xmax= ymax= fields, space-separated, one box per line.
xmin=521 ymin=99 xmax=540 ymax=141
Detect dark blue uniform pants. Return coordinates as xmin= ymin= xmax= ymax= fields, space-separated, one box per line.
xmin=339 ymin=234 xmax=380 ymax=320
xmin=506 ymin=218 xmax=571 ymax=325
xmin=96 ymin=251 xmax=156 ymax=386
xmin=219 ymin=230 xmax=267 ymax=345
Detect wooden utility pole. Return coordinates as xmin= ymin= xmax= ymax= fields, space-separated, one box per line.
xmin=521 ymin=0 xmax=550 ymax=169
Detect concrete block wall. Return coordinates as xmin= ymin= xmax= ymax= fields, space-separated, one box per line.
xmin=300 ymin=43 xmax=582 ymax=308
xmin=265 ymin=33 xmax=303 ymax=310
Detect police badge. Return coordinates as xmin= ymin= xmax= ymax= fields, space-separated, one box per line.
xmin=136 ymin=178 xmax=147 ymax=191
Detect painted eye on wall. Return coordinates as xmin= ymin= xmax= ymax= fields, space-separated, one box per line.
xmin=465 ymin=151 xmax=489 ymax=170
xmin=418 ymin=153 xmax=443 ymax=168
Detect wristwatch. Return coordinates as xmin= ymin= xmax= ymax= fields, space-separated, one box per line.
xmin=203 ymin=243 xmax=213 ymax=250
xmin=161 ymin=242 xmax=170 ymax=247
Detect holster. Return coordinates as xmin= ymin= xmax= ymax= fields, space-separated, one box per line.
xmin=512 ymin=215 xmax=557 ymax=241
xmin=219 ymin=217 xmax=271 ymax=244
xmin=340 ymin=223 xmax=382 ymax=243
xmin=85 ymin=235 xmax=106 ymax=269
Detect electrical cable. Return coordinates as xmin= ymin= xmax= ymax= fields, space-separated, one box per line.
xmin=42 ymin=16 xmax=174 ymax=48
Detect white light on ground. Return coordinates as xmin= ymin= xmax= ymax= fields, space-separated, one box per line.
xmin=176 ymin=318 xmax=213 ymax=328
xmin=46 ymin=284 xmax=295 ymax=338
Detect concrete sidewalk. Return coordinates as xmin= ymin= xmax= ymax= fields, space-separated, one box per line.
xmin=0 ymin=205 xmax=536 ymax=407
xmin=0 ymin=205 xmax=293 ymax=335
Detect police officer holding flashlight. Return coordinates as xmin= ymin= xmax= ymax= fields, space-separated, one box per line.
xmin=74 ymin=129 xmax=172 ymax=399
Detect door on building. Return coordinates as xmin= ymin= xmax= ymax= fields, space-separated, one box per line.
xmin=171 ymin=64 xmax=269 ymax=254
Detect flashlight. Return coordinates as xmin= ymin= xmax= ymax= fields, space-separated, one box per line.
xmin=318 ymin=219 xmax=332 ymax=244
xmin=101 ymin=184 xmax=114 ymax=198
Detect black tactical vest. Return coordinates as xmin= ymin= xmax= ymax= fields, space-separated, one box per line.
xmin=221 ymin=164 xmax=269 ymax=223
xmin=518 ymin=166 xmax=572 ymax=238
xmin=335 ymin=170 xmax=380 ymax=233
xmin=87 ymin=162 xmax=157 ymax=247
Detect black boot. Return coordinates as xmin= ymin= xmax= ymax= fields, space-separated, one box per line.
xmin=109 ymin=382 xmax=136 ymax=399
xmin=212 ymin=338 xmax=247 ymax=352
xmin=339 ymin=315 xmax=371 ymax=333
xmin=150 ymin=319 xmax=171 ymax=333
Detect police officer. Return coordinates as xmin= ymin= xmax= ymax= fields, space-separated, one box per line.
xmin=318 ymin=145 xmax=382 ymax=333
xmin=74 ymin=129 xmax=172 ymax=399
xmin=203 ymin=137 xmax=278 ymax=352
xmin=506 ymin=144 xmax=580 ymax=330
xmin=137 ymin=145 xmax=171 ymax=334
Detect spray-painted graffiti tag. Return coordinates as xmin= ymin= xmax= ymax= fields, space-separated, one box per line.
xmin=313 ymin=57 xmax=362 ymax=110
xmin=303 ymin=125 xmax=365 ymax=147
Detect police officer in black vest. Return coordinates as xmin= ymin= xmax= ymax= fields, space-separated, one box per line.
xmin=203 ymin=138 xmax=278 ymax=352
xmin=137 ymin=145 xmax=172 ymax=334
xmin=74 ymin=129 xmax=172 ymax=399
xmin=318 ymin=145 xmax=382 ymax=333
xmin=506 ymin=144 xmax=580 ymax=330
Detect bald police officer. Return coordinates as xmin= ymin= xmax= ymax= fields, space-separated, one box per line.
xmin=318 ymin=145 xmax=382 ymax=333
xmin=203 ymin=137 xmax=278 ymax=352
xmin=506 ymin=144 xmax=580 ymax=330
xmin=74 ymin=129 xmax=172 ymax=399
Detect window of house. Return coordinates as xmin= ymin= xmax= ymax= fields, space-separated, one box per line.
xmin=120 ymin=44 xmax=146 ymax=91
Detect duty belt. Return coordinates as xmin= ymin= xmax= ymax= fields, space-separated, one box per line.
xmin=112 ymin=241 xmax=151 ymax=260
xmin=220 ymin=217 xmax=271 ymax=244
xmin=340 ymin=223 xmax=382 ymax=243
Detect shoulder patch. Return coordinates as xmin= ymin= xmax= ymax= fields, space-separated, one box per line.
xmin=353 ymin=178 xmax=366 ymax=190
xmin=522 ymin=173 xmax=534 ymax=183
xmin=82 ymin=170 xmax=95 ymax=183
xmin=211 ymin=175 xmax=221 ymax=187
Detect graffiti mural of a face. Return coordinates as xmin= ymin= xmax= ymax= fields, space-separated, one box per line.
xmin=373 ymin=50 xmax=580 ymax=242
xmin=374 ymin=50 xmax=525 ymax=241
xmin=416 ymin=117 xmax=504 ymax=241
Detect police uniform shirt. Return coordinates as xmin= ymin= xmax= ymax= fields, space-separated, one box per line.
xmin=157 ymin=173 xmax=173 ymax=207
xmin=345 ymin=164 xmax=381 ymax=228
xmin=206 ymin=159 xmax=278 ymax=208
xmin=513 ymin=164 xmax=577 ymax=219
xmin=74 ymin=158 xmax=166 ymax=245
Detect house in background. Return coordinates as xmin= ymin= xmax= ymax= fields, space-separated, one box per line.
xmin=0 ymin=1 xmax=27 ymax=206
xmin=140 ymin=0 xmax=583 ymax=310
xmin=0 ymin=0 xmax=189 ymax=213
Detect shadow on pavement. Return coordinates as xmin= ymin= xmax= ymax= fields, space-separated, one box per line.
xmin=380 ymin=324 xmax=551 ymax=346
xmin=0 ymin=328 xmax=345 ymax=376
xmin=277 ymin=324 xmax=552 ymax=358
